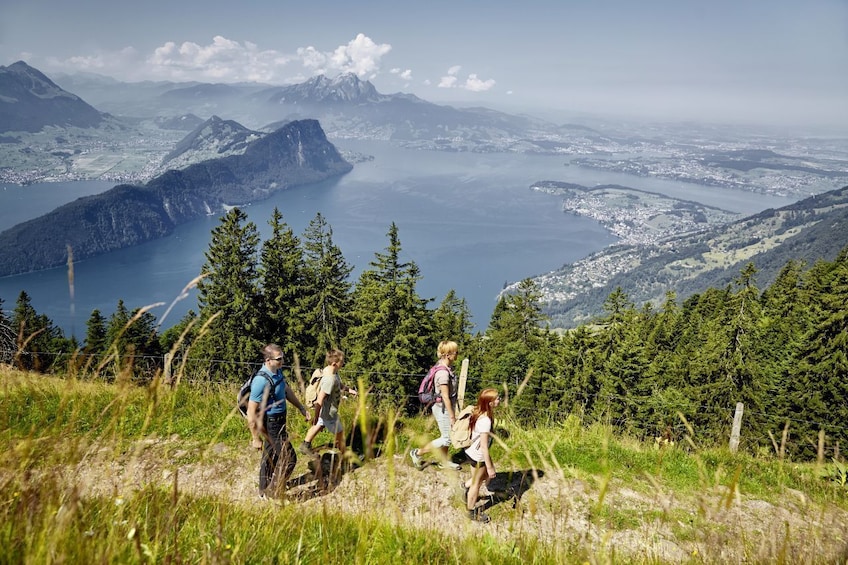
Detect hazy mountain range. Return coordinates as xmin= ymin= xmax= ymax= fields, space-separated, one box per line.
xmin=45 ymin=63 xmax=567 ymax=148
xmin=2 ymin=60 xmax=847 ymax=328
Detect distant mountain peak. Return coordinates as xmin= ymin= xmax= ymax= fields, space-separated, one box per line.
xmin=269 ymin=72 xmax=382 ymax=105
xmin=159 ymin=116 xmax=262 ymax=171
xmin=0 ymin=60 xmax=104 ymax=132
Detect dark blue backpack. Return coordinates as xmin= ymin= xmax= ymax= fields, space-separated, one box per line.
xmin=237 ymin=368 xmax=277 ymax=418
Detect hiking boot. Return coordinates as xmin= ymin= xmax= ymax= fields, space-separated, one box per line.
xmin=468 ymin=508 xmax=491 ymax=523
xmin=438 ymin=460 xmax=461 ymax=471
xmin=409 ymin=448 xmax=424 ymax=470
xmin=298 ymin=441 xmax=316 ymax=456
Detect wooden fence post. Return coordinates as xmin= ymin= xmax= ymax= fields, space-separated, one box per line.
xmin=729 ymin=402 xmax=744 ymax=454
xmin=818 ymin=429 xmax=826 ymax=467
xmin=457 ymin=358 xmax=469 ymax=409
xmin=163 ymin=352 xmax=173 ymax=386
xmin=779 ymin=421 xmax=790 ymax=460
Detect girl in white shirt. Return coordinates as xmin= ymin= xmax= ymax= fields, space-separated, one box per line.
xmin=462 ymin=387 xmax=500 ymax=523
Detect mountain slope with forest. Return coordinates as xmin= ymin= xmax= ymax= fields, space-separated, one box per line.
xmin=0 ymin=119 xmax=351 ymax=276
xmin=534 ymin=185 xmax=848 ymax=327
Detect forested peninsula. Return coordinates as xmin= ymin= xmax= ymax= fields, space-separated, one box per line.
xmin=0 ymin=119 xmax=352 ymax=276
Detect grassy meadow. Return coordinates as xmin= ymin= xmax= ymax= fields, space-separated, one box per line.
xmin=1 ymin=367 xmax=847 ymax=564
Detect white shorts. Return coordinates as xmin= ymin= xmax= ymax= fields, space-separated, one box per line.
xmin=317 ymin=416 xmax=344 ymax=435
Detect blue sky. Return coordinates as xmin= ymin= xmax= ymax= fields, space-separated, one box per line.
xmin=1 ymin=0 xmax=846 ymax=128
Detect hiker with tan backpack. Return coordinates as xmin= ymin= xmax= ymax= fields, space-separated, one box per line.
xmin=461 ymin=388 xmax=500 ymax=523
xmin=299 ymin=349 xmax=357 ymax=458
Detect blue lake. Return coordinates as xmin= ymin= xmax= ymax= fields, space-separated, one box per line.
xmin=0 ymin=141 xmax=798 ymax=338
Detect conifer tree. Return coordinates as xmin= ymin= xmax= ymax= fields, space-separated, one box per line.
xmin=697 ymin=263 xmax=767 ymax=440
xmin=84 ymin=309 xmax=108 ymax=357
xmin=12 ymin=291 xmax=62 ymax=371
xmin=588 ymin=288 xmax=650 ymax=433
xmin=432 ymin=290 xmax=474 ymax=349
xmin=344 ymin=223 xmax=432 ymax=404
xmin=104 ymin=300 xmax=130 ymax=354
xmin=258 ymin=208 xmax=305 ymax=359
xmin=639 ymin=292 xmax=696 ymax=438
xmin=299 ymin=213 xmax=353 ymax=368
xmin=560 ymin=324 xmax=603 ymax=415
xmin=481 ymin=279 xmax=546 ymax=391
xmin=757 ymin=260 xmax=809 ymax=417
xmin=193 ymin=208 xmax=263 ymax=381
xmin=788 ymin=248 xmax=848 ymax=457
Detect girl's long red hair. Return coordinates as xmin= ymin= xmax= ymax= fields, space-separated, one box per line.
xmin=469 ymin=388 xmax=498 ymax=431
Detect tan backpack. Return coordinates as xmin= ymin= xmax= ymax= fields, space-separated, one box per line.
xmin=304 ymin=368 xmax=323 ymax=408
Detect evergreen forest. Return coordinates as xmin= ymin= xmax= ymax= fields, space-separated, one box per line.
xmin=2 ymin=206 xmax=846 ymax=462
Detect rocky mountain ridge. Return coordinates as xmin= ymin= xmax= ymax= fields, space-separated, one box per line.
xmin=159 ymin=115 xmax=263 ymax=171
xmin=0 ymin=119 xmax=352 ymax=276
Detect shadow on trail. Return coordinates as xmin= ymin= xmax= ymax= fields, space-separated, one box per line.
xmin=284 ymin=416 xmax=401 ymax=501
xmin=477 ymin=468 xmax=544 ymax=510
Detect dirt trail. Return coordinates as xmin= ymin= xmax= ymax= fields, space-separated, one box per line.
xmin=69 ymin=438 xmax=848 ymax=564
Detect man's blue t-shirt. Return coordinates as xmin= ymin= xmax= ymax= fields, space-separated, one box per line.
xmin=248 ymin=367 xmax=287 ymax=416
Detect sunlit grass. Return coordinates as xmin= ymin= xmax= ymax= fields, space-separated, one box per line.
xmin=1 ymin=366 xmax=847 ymax=563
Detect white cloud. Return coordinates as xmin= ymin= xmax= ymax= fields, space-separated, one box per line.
xmin=326 ymin=33 xmax=391 ymax=78
xmin=438 ymin=66 xmax=496 ymax=92
xmin=464 ymin=73 xmax=495 ymax=92
xmin=40 ymin=34 xmax=392 ymax=84
xmin=146 ymin=35 xmax=295 ymax=82
xmin=438 ymin=75 xmax=458 ymax=88
xmin=390 ymin=68 xmax=413 ymax=81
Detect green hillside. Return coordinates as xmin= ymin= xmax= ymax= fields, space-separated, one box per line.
xmin=540 ymin=185 xmax=848 ymax=327
xmin=1 ymin=370 xmax=846 ymax=564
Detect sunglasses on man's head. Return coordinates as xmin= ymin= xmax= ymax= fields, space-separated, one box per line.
xmin=270 ymin=356 xmax=283 ymax=362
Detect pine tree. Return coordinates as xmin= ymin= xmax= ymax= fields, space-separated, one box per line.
xmin=788 ymin=248 xmax=848 ymax=457
xmin=344 ymin=223 xmax=432 ymax=405
xmin=193 ymin=208 xmax=263 ymax=381
xmin=104 ymin=300 xmax=131 ymax=353
xmin=697 ymin=263 xmax=767 ymax=442
xmin=299 ymin=213 xmax=353 ymax=368
xmin=258 ymin=208 xmax=306 ymax=359
xmin=84 ymin=309 xmax=108 ymax=357
xmin=11 ymin=291 xmax=63 ymax=372
xmin=481 ymin=279 xmax=546 ymax=394
xmin=639 ymin=292 xmax=696 ymax=439
xmin=588 ymin=288 xmax=650 ymax=433
xmin=757 ymin=260 xmax=809 ymax=420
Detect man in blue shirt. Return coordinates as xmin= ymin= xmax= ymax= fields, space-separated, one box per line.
xmin=246 ymin=343 xmax=309 ymax=498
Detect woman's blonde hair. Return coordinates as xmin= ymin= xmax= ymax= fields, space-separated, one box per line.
xmin=437 ymin=340 xmax=458 ymax=359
